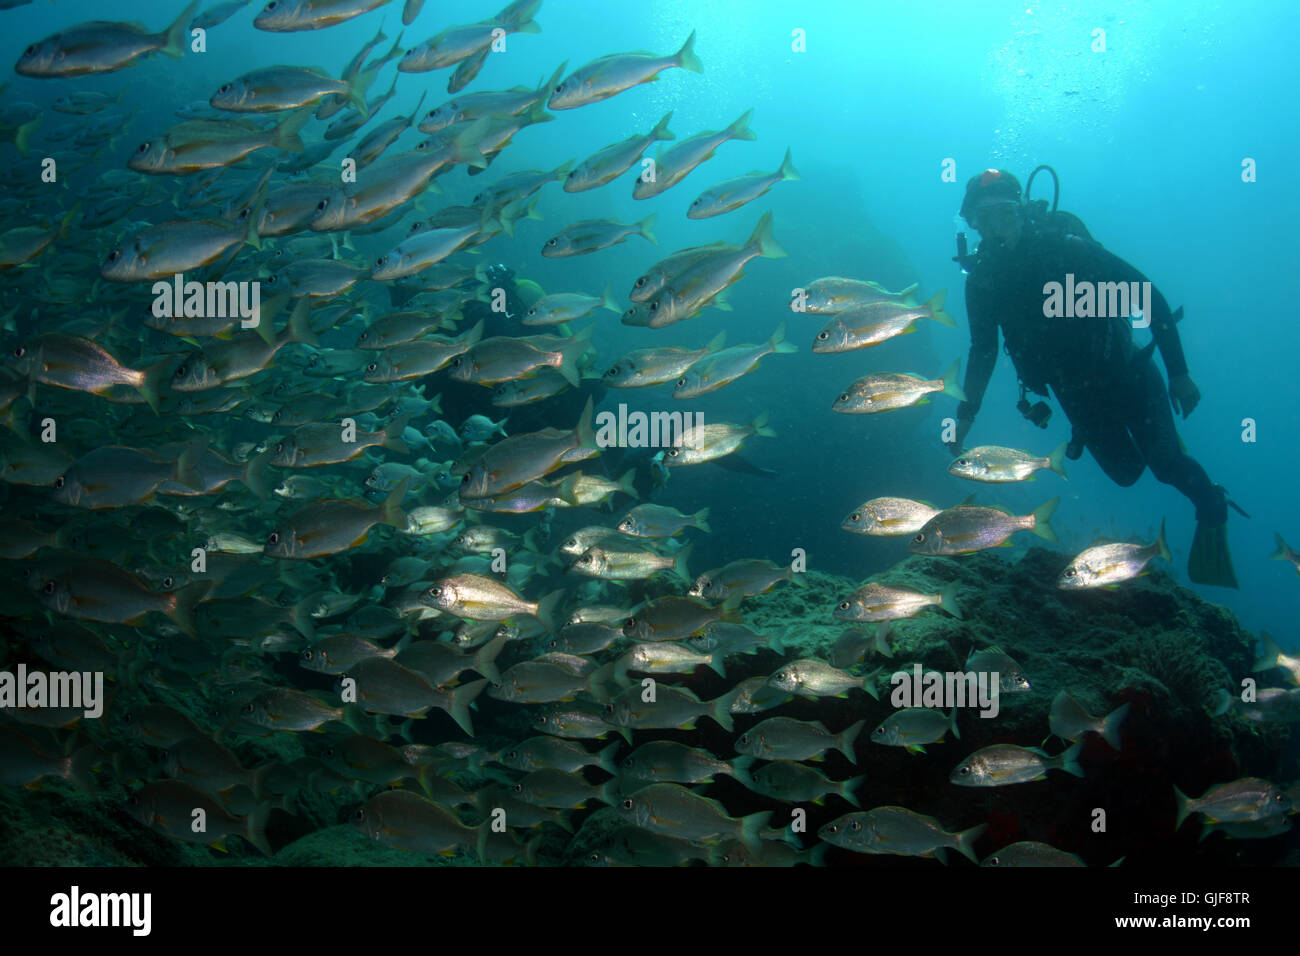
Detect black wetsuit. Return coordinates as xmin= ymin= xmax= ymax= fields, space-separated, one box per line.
xmin=958 ymin=221 xmax=1224 ymax=523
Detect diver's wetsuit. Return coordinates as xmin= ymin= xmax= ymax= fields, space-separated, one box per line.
xmin=957 ymin=222 xmax=1225 ymax=524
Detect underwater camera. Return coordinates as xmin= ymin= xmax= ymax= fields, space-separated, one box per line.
xmin=1017 ymin=395 xmax=1052 ymax=428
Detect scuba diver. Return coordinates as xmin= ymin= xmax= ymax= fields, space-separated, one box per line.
xmin=948 ymin=168 xmax=1241 ymax=587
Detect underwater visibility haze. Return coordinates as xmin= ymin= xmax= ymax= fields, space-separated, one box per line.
xmin=0 ymin=0 xmax=1297 ymax=870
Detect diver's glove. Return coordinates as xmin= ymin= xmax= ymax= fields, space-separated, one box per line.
xmin=1169 ymin=374 xmax=1201 ymax=418
xmin=1066 ymin=429 xmax=1085 ymax=460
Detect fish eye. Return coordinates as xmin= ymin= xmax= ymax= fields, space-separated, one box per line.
xmin=545 ymin=238 xmax=557 ymax=246
xmin=106 ymin=250 xmax=120 ymax=262
xmin=301 ymin=649 xmax=314 ymax=661
xmin=872 ymin=726 xmax=883 ymax=735
xmin=512 ymin=783 xmax=523 ymax=793
xmin=267 ymin=532 xmax=279 ymax=545
xmin=1063 ymin=568 xmax=1076 ymax=577
xmin=265 ymin=0 xmax=277 ymax=8
xmin=43 ymin=580 xmax=56 ymax=594
xmin=956 ymin=457 xmax=968 ymax=466
xmin=219 ymin=84 xmax=231 ymax=94
xmin=554 ymin=86 xmax=564 ymax=94
xmin=838 ymin=393 xmax=849 ymax=402
xmin=162 ymin=576 xmax=175 ymax=589
xmin=351 ymin=808 xmax=365 ymax=823
xmin=958 ymin=765 xmax=971 ymax=774
xmin=849 ymin=512 xmax=860 ymax=522
xmin=648 ymin=301 xmax=659 ymax=313
xmin=12 ymin=346 xmax=24 ymax=358
xmin=175 ymin=365 xmax=188 ymax=377
xmin=621 ymin=798 xmax=633 ymax=810
xmin=54 ymin=475 xmax=65 ymax=489
xmin=850 ymin=820 xmax=861 ymax=831
xmin=676 ymin=377 xmax=686 ymax=387
xmin=913 ymin=533 xmax=926 ymax=543
xmin=136 ymin=142 xmax=150 ymax=154
xmin=988 ymin=856 xmax=1001 ymax=866
xmin=316 ymin=199 xmax=329 ymax=211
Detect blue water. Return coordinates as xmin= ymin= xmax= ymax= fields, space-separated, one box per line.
xmin=4 ymin=2 xmax=1297 ymax=667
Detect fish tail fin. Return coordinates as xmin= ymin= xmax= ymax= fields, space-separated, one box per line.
xmin=137 ymin=358 xmax=171 ymax=414
xmin=285 ymin=296 xmax=318 ymax=347
xmin=940 ymin=359 xmax=967 ymax=401
xmin=719 ymin=592 xmax=745 ymax=624
xmin=638 ymin=213 xmax=658 ymax=245
xmin=747 ymin=209 xmax=786 ymax=259
xmin=750 ymin=410 xmax=776 ymax=438
xmin=59 ymin=203 xmax=82 ymax=242
xmin=596 ymin=740 xmax=620 ymax=776
xmin=1253 ymin=631 xmax=1282 ymax=672
xmin=1057 ymin=740 xmax=1085 ymax=778
xmin=1174 ymin=784 xmax=1193 ymax=828
xmin=616 ymin=468 xmax=638 ymax=500
xmin=245 ymin=802 xmax=273 ymax=857
xmin=1269 ymin=532 xmax=1292 ymax=561
xmin=383 ymin=413 xmax=413 ymax=454
xmin=1154 ymin=517 xmax=1171 ymax=563
xmin=728 ymin=754 xmax=755 ymax=786
xmin=539 ymin=60 xmax=567 ymax=97
xmin=67 ymin=744 xmax=101 ymax=795
xmin=651 ymin=109 xmax=676 ymax=141
xmin=599 ymin=281 xmax=621 ymax=314
xmin=838 ymin=719 xmax=865 ymax=765
xmin=160 ymin=0 xmax=199 ymax=59
xmin=778 ymin=147 xmax=800 ymax=181
xmin=1100 ymin=701 xmax=1130 ymax=750
xmin=1047 ymin=441 xmax=1069 ymax=479
xmin=738 ymin=810 xmax=770 ymax=854
xmin=769 ymin=319 xmax=797 ymax=354
xmin=447 ymin=679 xmax=488 ymax=737
xmin=939 ymin=582 xmax=962 ymax=620
xmin=168 ymin=581 xmax=211 ymax=638
xmin=472 ymin=633 xmax=509 ymax=685
xmin=1030 ymin=497 xmax=1060 ymax=542
xmin=175 ymin=435 xmax=206 ymax=489
xmin=572 ymin=395 xmax=597 ymax=448
xmin=556 ymin=328 xmax=594 ymax=387
xmin=671 ymin=541 xmax=694 ymax=585
xmin=926 ymin=289 xmax=954 ymax=326
xmin=841 ymin=775 xmax=866 ymax=808
xmin=255 ymin=292 xmax=290 ymax=345
xmin=271 ymin=109 xmax=311 ymax=154
xmin=346 ymin=69 xmax=371 ymax=117
xmin=1210 ymin=687 xmax=1233 ymax=717
xmin=691 ymin=506 xmax=711 ymax=533
xmin=535 ymin=588 xmax=565 ymax=634
xmin=726 ymin=106 xmax=756 ymax=141
xmin=708 ymin=651 xmax=727 ymax=681
xmin=860 ymin=665 xmax=882 ymax=701
xmin=954 ymin=823 xmax=986 ymax=865
xmin=14 ymin=114 xmax=41 ymax=158
xmin=676 ymin=29 xmax=704 ymax=73
xmin=703 ymin=691 xmax=733 ymax=733
xmin=379 ymin=477 xmax=411 ymax=529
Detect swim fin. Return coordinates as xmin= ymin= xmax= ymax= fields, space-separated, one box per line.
xmin=1188 ymin=520 xmax=1239 ymax=589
